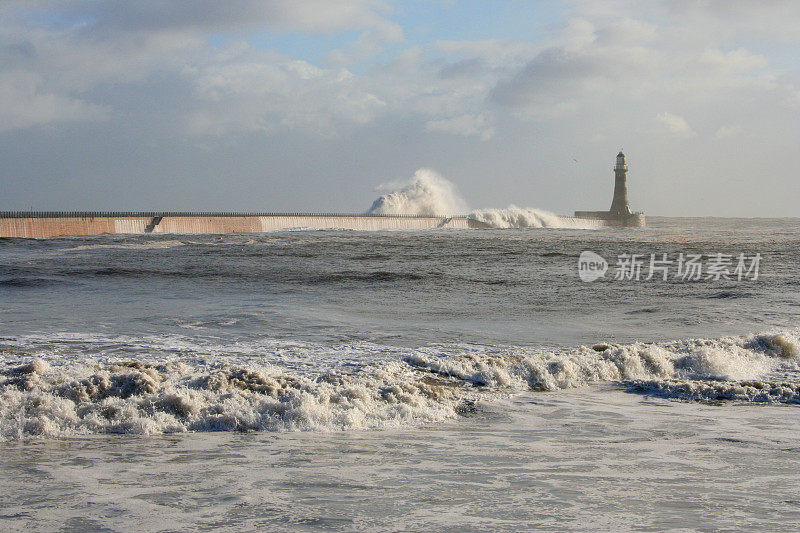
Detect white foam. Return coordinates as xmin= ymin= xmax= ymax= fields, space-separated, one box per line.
xmin=2 ymin=330 xmax=799 ymax=439
xmin=0 ymin=359 xmax=472 ymax=439
xmin=469 ymin=205 xmax=600 ymax=229
xmin=366 ymin=169 xmax=599 ymax=229
xmin=408 ymin=332 xmax=800 ymax=391
xmin=60 ymin=240 xmax=191 ymax=252
xmin=368 ymin=169 xmax=468 ymax=216
xmin=627 ymin=379 xmax=800 ymax=404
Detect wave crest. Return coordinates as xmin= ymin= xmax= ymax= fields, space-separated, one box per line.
xmin=368 ymin=169 xmax=468 ymax=216
xmin=2 ymin=331 xmax=799 ymax=439
xmin=0 ymin=359 xmax=472 ymax=439
xmin=366 ymin=169 xmax=600 ymax=228
xmin=469 ymin=206 xmax=600 ymax=229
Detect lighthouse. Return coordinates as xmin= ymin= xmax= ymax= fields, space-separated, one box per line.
xmin=573 ymin=150 xmax=645 ymax=227
xmin=609 ymin=151 xmax=632 ymax=216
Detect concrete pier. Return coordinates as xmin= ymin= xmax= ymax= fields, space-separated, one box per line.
xmin=0 ymin=211 xmax=632 ymax=239
xmin=573 ymin=211 xmax=646 ymax=227
xmin=0 ymin=212 xmax=484 ymax=239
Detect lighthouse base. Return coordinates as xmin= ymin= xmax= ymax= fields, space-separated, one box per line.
xmin=573 ymin=211 xmax=646 ymax=228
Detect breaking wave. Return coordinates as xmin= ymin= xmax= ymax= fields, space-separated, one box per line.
xmin=368 ymin=169 xmax=600 ymax=228
xmin=626 ymin=379 xmax=800 ymax=404
xmin=469 ymin=206 xmax=601 ymax=229
xmin=2 ymin=330 xmax=799 ymax=439
xmin=368 ymin=169 xmax=468 ymax=216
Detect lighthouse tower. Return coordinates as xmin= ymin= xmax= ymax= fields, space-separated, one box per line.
xmin=609 ymin=151 xmax=632 ymax=216
xmin=573 ymin=149 xmax=645 ymax=226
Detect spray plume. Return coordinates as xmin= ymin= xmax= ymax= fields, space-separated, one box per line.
xmin=368 ymin=168 xmax=598 ymax=229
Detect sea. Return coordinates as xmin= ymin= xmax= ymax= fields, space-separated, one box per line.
xmin=2 ymin=216 xmax=800 ymax=531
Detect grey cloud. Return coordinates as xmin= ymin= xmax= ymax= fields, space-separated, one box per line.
xmin=0 ymin=39 xmax=36 ymax=61
xmin=438 ymin=58 xmax=487 ymax=79
xmin=41 ymin=0 xmax=396 ymax=34
xmin=491 ymin=47 xmax=605 ymax=106
xmin=182 ymin=48 xmax=387 ymax=136
xmin=0 ymin=72 xmax=109 ymax=132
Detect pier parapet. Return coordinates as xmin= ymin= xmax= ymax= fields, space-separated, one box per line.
xmin=0 ymin=212 xmax=476 ymax=238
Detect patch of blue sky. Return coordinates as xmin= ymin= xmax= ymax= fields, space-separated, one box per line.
xmin=15 ymin=5 xmax=92 ymax=30
xmin=207 ymin=0 xmax=566 ymax=70
xmin=393 ymin=0 xmax=565 ymax=44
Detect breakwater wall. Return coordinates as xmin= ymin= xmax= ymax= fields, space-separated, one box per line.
xmin=0 ymin=212 xmax=483 ymax=238
xmin=574 ymin=211 xmax=646 ymax=228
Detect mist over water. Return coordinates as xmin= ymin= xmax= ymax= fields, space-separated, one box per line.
xmin=368 ymin=168 xmax=599 ymax=228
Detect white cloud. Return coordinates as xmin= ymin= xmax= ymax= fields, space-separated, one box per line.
xmin=655 ymin=112 xmax=696 ymax=138
xmin=424 ymin=114 xmax=494 ymax=140
xmin=714 ymin=125 xmax=745 ymax=139
xmin=700 ymin=48 xmax=767 ymax=72
xmin=433 ymin=40 xmax=537 ymax=67
xmin=1 ymin=0 xmax=794 ymax=144
xmin=0 ymin=1 xmax=398 ymax=137
xmin=184 ymin=48 xmax=386 ymax=136
xmin=559 ymin=18 xmax=597 ymax=51
xmin=326 ymin=23 xmax=404 ymax=66
xmin=0 ymin=72 xmax=109 ymax=132
xmin=595 ymin=18 xmax=658 ymax=46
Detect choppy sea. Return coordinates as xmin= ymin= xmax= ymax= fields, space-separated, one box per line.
xmin=2 ymin=216 xmax=800 ymax=531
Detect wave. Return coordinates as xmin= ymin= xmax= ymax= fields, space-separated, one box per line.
xmin=0 ymin=276 xmax=69 ymax=288
xmin=61 ymin=240 xmax=192 ymax=252
xmin=2 ymin=330 xmax=799 ymax=439
xmin=469 ymin=206 xmax=600 ymax=229
xmin=309 ymin=271 xmax=429 ymax=284
xmin=366 ymin=169 xmax=599 ymax=229
xmin=0 ymin=359 xmax=469 ymax=439
xmin=625 ymin=379 xmax=800 ymax=404
xmin=368 ymin=169 xmax=468 ymax=216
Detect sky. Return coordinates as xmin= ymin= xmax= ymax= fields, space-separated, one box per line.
xmin=0 ymin=0 xmax=798 ymax=216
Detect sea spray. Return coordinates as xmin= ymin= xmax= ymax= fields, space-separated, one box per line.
xmin=469 ymin=205 xmax=600 ymax=229
xmin=368 ymin=169 xmax=468 ymax=216
xmin=368 ymin=169 xmax=600 ymax=228
xmin=2 ymin=330 xmax=800 ymax=439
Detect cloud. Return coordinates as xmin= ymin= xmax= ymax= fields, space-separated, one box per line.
xmin=489 ymin=15 xmax=665 ymax=111
xmin=0 ymin=1 xmax=401 ymax=137
xmin=0 ymin=1 xmax=793 ymax=146
xmin=700 ymin=48 xmax=767 ymax=72
xmin=183 ymin=47 xmax=386 ymax=136
xmin=424 ymin=114 xmax=494 ymax=140
xmin=0 ymin=72 xmax=109 ymax=132
xmin=433 ymin=40 xmax=538 ymax=67
xmin=54 ymin=1 xmax=397 ymax=35
xmin=326 ymin=23 xmax=404 ymax=66
xmin=655 ymin=112 xmax=696 ymax=138
xmin=660 ymin=0 xmax=800 ymax=43
xmin=714 ymin=125 xmax=745 ymax=139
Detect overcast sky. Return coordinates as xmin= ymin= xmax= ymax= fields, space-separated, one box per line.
xmin=1 ymin=0 xmax=798 ymax=216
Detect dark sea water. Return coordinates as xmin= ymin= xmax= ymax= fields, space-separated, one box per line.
xmin=2 ymin=217 xmax=800 ymax=531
